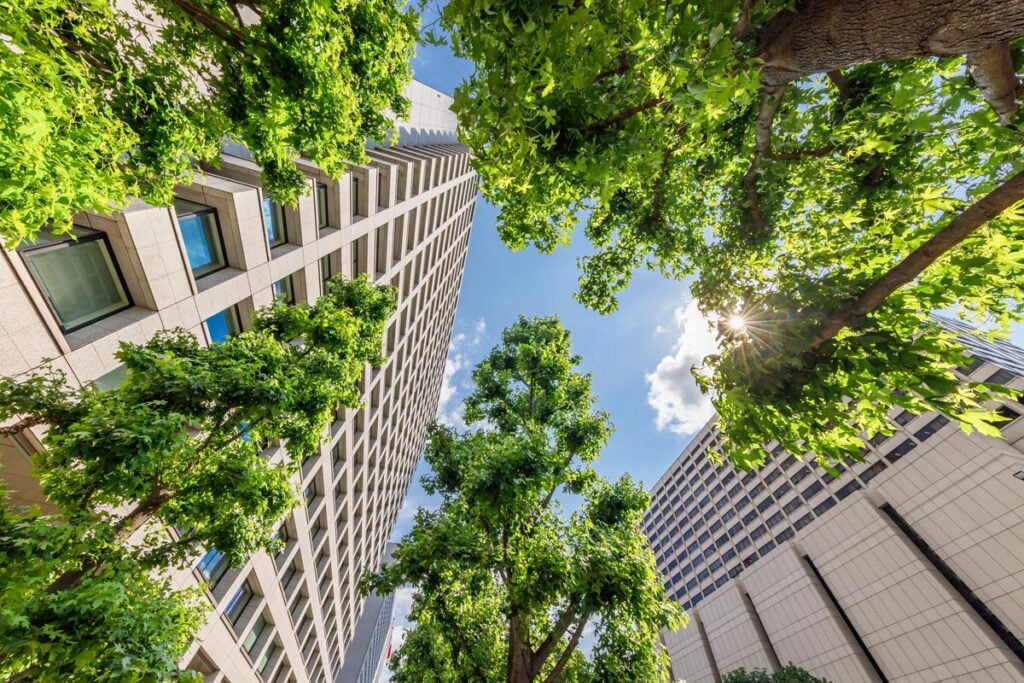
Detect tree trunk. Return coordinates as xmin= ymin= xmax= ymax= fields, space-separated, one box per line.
xmin=45 ymin=488 xmax=170 ymax=594
xmin=758 ymin=0 xmax=1024 ymax=84
xmin=507 ymin=615 xmax=533 ymax=683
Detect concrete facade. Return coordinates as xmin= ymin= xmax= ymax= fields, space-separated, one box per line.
xmin=0 ymin=82 xmax=476 ymax=682
xmin=645 ymin=337 xmax=1024 ymax=682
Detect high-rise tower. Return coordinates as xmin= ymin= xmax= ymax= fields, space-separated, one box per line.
xmin=644 ymin=326 xmax=1024 ymax=682
xmin=0 ymin=81 xmax=477 ymax=682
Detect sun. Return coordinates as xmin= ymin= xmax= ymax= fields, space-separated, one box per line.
xmin=726 ymin=315 xmax=747 ymax=332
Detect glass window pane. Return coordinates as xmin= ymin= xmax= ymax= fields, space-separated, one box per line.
xmin=263 ymin=197 xmax=287 ymax=247
xmin=320 ymin=255 xmax=332 ymax=294
xmin=175 ymin=200 xmax=225 ymax=277
xmin=272 ymin=275 xmax=294 ymax=305
xmin=23 ymin=233 xmax=130 ymax=330
xmin=206 ymin=306 xmax=241 ymax=344
xmin=243 ymin=615 xmax=266 ymax=652
xmin=316 ymin=182 xmax=329 ymax=228
xmin=197 ymin=548 xmax=226 ymax=583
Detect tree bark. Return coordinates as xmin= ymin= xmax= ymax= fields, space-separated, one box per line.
xmin=968 ymin=42 xmax=1022 ymax=125
xmin=807 ymin=168 xmax=1024 ymax=351
xmin=758 ymin=0 xmax=1024 ymax=85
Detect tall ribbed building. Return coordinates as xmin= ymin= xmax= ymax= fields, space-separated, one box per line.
xmin=0 ymin=81 xmax=476 ymax=682
xmin=644 ymin=327 xmax=1024 ymax=682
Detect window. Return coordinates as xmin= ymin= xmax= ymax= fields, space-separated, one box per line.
xmin=256 ymin=641 xmax=278 ymax=675
xmin=175 ymin=198 xmax=226 ymax=278
xmin=757 ymin=540 xmax=776 ymax=555
xmin=997 ymin=404 xmax=1022 ymax=426
xmin=272 ymin=275 xmax=295 ymax=305
xmin=782 ymin=497 xmax=802 ymax=514
xmin=304 ymin=482 xmax=318 ymax=508
xmin=775 ymin=527 xmax=795 ymax=544
xmin=709 ymin=559 xmax=722 ymax=572
xmin=224 ymin=582 xmax=255 ymax=625
xmin=352 ymin=176 xmax=361 ymax=217
xmin=196 ymin=548 xmax=228 ymax=586
xmin=273 ymin=523 xmax=290 ymax=555
xmin=205 ymin=305 xmax=242 ymax=344
xmin=263 ymin=196 xmax=287 ymax=247
xmin=242 ymin=614 xmax=267 ymax=653
xmin=750 ymin=525 xmax=767 ymax=540
xmin=914 ymin=415 xmax=949 ymax=442
xmin=772 ymin=482 xmax=792 ymax=499
xmin=722 ymin=548 xmax=736 ymax=561
xmin=893 ymin=410 xmax=914 ymax=426
xmin=986 ymin=368 xmax=1017 ymax=386
xmin=756 ymin=497 xmax=774 ymax=513
xmin=886 ymin=439 xmax=917 ymax=463
xmin=801 ymin=481 xmax=824 ymax=500
xmin=18 ymin=227 xmax=132 ymax=331
xmin=836 ymin=480 xmax=862 ymax=500
xmin=316 ymin=182 xmax=330 ymax=228
xmin=736 ymin=537 xmax=752 ymax=552
xmin=795 ymin=512 xmax=814 ymax=531
xmin=860 ymin=460 xmax=888 ymax=484
xmin=742 ymin=509 xmax=757 ymax=525
xmin=764 ymin=470 xmax=781 ymax=485
xmin=813 ymin=497 xmax=837 ymax=516
xmin=791 ymin=467 xmax=810 ymax=484
xmin=320 ymin=254 xmax=334 ymax=294
xmin=766 ymin=511 xmax=784 ymax=528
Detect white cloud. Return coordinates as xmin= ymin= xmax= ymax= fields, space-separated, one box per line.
xmin=436 ymin=319 xmax=487 ymax=429
xmin=646 ymin=300 xmax=719 ymax=435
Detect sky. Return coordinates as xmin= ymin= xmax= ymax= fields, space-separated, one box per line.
xmin=383 ymin=24 xmax=1024 ymax=670
xmin=383 ymin=33 xmax=724 ymax=666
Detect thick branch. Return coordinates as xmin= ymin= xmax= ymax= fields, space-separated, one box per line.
xmin=0 ymin=415 xmax=47 ymax=437
xmin=758 ymin=0 xmax=1024 ymax=79
xmin=594 ymin=51 xmax=630 ymax=83
xmin=731 ymin=0 xmax=761 ymax=40
xmin=967 ymin=42 xmax=1021 ymax=126
xmin=808 ymin=168 xmax=1024 ymax=351
xmin=542 ymin=611 xmax=591 ymax=683
xmin=581 ymin=98 xmax=670 ymax=133
xmin=772 ymin=144 xmax=840 ymax=161
xmin=827 ymin=70 xmax=850 ymax=97
xmin=167 ymin=0 xmax=248 ymax=48
xmin=742 ymin=85 xmax=787 ymax=235
xmin=530 ymin=602 xmax=580 ymax=677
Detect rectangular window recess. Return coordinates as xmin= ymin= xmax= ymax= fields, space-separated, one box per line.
xmin=879 ymin=503 xmax=1024 ymax=665
xmin=803 ymin=554 xmax=889 ymax=682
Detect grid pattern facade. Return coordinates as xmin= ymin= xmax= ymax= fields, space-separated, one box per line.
xmin=0 ymin=88 xmax=476 ymax=682
xmin=644 ymin=340 xmax=1024 ymax=682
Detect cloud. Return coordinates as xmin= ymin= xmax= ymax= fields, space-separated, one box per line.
xmin=646 ymin=300 xmax=719 ymax=435
xmin=436 ymin=319 xmax=487 ymax=429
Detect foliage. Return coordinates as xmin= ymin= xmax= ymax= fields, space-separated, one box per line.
xmin=0 ymin=275 xmax=395 ymax=681
xmin=365 ymin=316 xmax=684 ymax=682
xmin=723 ymin=664 xmax=831 ymax=683
xmin=439 ymin=0 xmax=1024 ymax=468
xmin=0 ymin=0 xmax=417 ymax=245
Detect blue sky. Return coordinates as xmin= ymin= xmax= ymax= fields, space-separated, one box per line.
xmin=384 ymin=28 xmax=727 ymax=660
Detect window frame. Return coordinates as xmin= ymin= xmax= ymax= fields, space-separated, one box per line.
xmin=175 ymin=199 xmax=228 ymax=279
xmin=17 ymin=227 xmax=133 ymax=333
xmin=315 ymin=181 xmax=330 ymax=229
xmin=263 ymin=196 xmax=288 ymax=248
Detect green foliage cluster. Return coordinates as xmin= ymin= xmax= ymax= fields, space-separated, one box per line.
xmin=0 ymin=275 xmax=395 ymax=681
xmin=365 ymin=317 xmax=684 ymax=682
xmin=723 ymin=665 xmax=831 ymax=683
xmin=438 ymin=0 xmax=1024 ymax=468
xmin=0 ymin=0 xmax=417 ymax=245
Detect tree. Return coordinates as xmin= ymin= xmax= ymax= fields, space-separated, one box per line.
xmin=0 ymin=275 xmax=395 ymax=681
xmin=0 ymin=0 xmax=417 ymax=245
xmin=439 ymin=0 xmax=1024 ymax=468
xmin=365 ymin=316 xmax=685 ymax=683
xmin=723 ymin=665 xmax=831 ymax=683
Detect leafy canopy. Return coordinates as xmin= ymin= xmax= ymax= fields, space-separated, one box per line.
xmin=0 ymin=0 xmax=417 ymax=245
xmin=439 ymin=0 xmax=1024 ymax=468
xmin=365 ymin=316 xmax=684 ymax=682
xmin=723 ymin=665 xmax=832 ymax=683
xmin=0 ymin=275 xmax=395 ymax=681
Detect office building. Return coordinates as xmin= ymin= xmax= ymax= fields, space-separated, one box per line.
xmin=0 ymin=81 xmax=477 ymax=682
xmin=644 ymin=327 xmax=1024 ymax=682
xmin=336 ymin=544 xmax=397 ymax=683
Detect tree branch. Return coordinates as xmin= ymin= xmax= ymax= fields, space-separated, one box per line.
xmin=0 ymin=415 xmax=47 ymax=437
xmin=827 ymin=70 xmax=850 ymax=97
xmin=166 ymin=0 xmax=248 ymax=49
xmin=771 ymin=144 xmax=840 ymax=161
xmin=741 ymin=84 xmax=787 ymax=236
xmin=542 ymin=611 xmax=591 ymax=683
xmin=593 ymin=51 xmax=630 ymax=83
xmin=807 ymin=168 xmax=1024 ymax=351
xmin=581 ymin=98 xmax=670 ymax=133
xmin=530 ymin=601 xmax=580 ymax=677
xmin=731 ymin=0 xmax=760 ymax=40
xmin=967 ymin=42 xmax=1021 ymax=127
